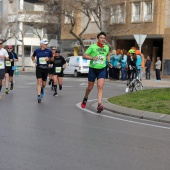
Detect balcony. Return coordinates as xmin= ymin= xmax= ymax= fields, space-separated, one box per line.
xmin=8 ymin=11 xmax=58 ymax=24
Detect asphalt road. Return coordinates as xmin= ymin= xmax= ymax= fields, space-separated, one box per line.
xmin=0 ymin=73 xmax=170 ymax=170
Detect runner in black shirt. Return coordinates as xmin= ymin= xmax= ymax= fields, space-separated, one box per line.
xmin=51 ymin=49 xmax=66 ymax=96
xmin=48 ymin=46 xmax=56 ymax=90
xmin=5 ymin=45 xmax=18 ymax=94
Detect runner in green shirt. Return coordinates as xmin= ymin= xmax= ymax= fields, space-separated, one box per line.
xmin=81 ymin=32 xmax=112 ymax=113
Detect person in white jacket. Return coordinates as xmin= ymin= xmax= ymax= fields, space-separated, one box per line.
xmin=155 ymin=57 xmax=161 ymax=81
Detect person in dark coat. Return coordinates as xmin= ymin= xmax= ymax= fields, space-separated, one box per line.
xmin=145 ymin=56 xmax=151 ymax=80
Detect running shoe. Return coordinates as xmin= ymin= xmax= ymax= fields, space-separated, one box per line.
xmin=97 ymin=104 xmax=104 ymax=113
xmin=10 ymin=84 xmax=13 ymax=90
xmin=53 ymin=92 xmax=58 ymax=96
xmin=81 ymin=97 xmax=88 ymax=108
xmin=59 ymin=85 xmax=62 ymax=90
xmin=40 ymin=88 xmax=44 ymax=99
xmin=37 ymin=96 xmax=41 ymax=103
xmin=5 ymin=89 xmax=9 ymax=94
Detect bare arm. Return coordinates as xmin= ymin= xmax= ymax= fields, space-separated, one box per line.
xmin=83 ymin=53 xmax=99 ymax=61
xmin=31 ymin=54 xmax=36 ymax=63
xmin=107 ymin=53 xmax=112 ymax=68
xmin=63 ymin=63 xmax=66 ymax=69
xmin=83 ymin=53 xmax=93 ymax=60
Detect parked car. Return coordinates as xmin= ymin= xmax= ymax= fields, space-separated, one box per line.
xmin=64 ymin=56 xmax=90 ymax=77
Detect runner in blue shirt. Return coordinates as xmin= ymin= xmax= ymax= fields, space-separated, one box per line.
xmin=31 ymin=39 xmax=52 ymax=103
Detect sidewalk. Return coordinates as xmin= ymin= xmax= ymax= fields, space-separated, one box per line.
xmin=92 ymin=78 xmax=170 ymax=124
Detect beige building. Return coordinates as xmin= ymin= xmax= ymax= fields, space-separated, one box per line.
xmin=61 ymin=0 xmax=170 ymax=77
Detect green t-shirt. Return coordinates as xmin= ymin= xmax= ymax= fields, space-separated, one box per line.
xmin=85 ymin=43 xmax=110 ymax=69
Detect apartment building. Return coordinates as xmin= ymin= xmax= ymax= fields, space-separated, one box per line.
xmin=62 ymin=0 xmax=169 ymax=76
xmin=1 ymin=0 xmax=60 ymax=67
xmin=108 ymin=0 xmax=165 ymax=74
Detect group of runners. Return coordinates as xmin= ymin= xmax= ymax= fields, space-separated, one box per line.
xmin=0 ymin=40 xmax=18 ymax=99
xmin=31 ymin=40 xmax=66 ymax=103
xmin=0 ymin=31 xmax=113 ymax=113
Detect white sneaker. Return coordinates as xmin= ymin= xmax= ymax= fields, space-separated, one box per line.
xmin=125 ymin=87 xmax=129 ymax=92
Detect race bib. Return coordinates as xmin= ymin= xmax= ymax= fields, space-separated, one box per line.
xmin=55 ymin=67 xmax=62 ymax=73
xmin=5 ymin=61 xmax=11 ymax=67
xmin=0 ymin=61 xmax=5 ymax=69
xmin=93 ymin=55 xmax=105 ymax=65
xmin=39 ymin=57 xmax=47 ymax=64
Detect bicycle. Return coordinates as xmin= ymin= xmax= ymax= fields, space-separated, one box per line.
xmin=125 ymin=71 xmax=143 ymax=92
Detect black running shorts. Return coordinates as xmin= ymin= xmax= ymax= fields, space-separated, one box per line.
xmin=36 ymin=67 xmax=49 ymax=81
xmin=5 ymin=68 xmax=14 ymax=77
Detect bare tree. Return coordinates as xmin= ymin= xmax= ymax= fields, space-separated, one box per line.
xmin=39 ymin=0 xmax=96 ymax=53
xmin=38 ymin=0 xmax=62 ymax=45
xmin=0 ymin=17 xmax=16 ymax=43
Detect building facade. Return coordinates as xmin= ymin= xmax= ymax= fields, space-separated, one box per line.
xmin=60 ymin=0 xmax=169 ymax=76
xmin=1 ymin=0 xmax=60 ymax=67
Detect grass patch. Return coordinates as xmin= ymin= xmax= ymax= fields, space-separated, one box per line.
xmin=108 ymin=88 xmax=170 ymax=114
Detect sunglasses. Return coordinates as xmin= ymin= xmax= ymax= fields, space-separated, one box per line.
xmin=8 ymin=48 xmax=12 ymax=49
xmin=52 ymin=49 xmax=56 ymax=50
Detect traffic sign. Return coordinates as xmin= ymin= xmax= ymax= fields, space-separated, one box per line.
xmin=133 ymin=34 xmax=147 ymax=51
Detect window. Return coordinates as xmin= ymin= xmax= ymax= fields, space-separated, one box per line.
xmin=131 ymin=1 xmax=153 ymax=22
xmin=24 ymin=46 xmax=31 ymax=57
xmin=110 ymin=3 xmax=125 ymax=24
xmin=64 ymin=11 xmax=73 ymax=24
xmin=143 ymin=1 xmax=153 ymax=21
xmin=132 ymin=2 xmax=141 ymax=22
xmin=34 ymin=4 xmax=45 ymax=11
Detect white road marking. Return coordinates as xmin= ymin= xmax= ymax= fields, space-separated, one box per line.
xmin=76 ymin=99 xmax=170 ymax=130
xmin=160 ymin=114 xmax=166 ymax=118
xmin=80 ymin=83 xmax=87 ymax=85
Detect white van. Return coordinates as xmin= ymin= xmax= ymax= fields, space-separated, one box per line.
xmin=64 ymin=56 xmax=90 ymax=77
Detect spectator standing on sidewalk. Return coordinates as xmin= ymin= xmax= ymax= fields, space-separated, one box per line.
xmin=109 ymin=50 xmax=116 ymax=80
xmin=135 ymin=50 xmax=142 ymax=79
xmin=155 ymin=56 xmax=161 ymax=81
xmin=140 ymin=52 xmax=146 ymax=81
xmin=145 ymin=56 xmax=151 ymax=80
xmin=120 ymin=49 xmax=127 ymax=80
xmin=112 ymin=49 xmax=122 ymax=80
